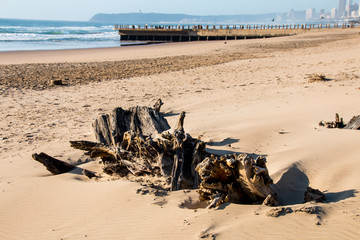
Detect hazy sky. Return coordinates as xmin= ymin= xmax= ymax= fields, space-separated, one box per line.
xmin=0 ymin=0 xmax=343 ymax=21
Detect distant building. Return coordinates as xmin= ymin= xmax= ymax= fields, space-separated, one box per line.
xmin=294 ymin=11 xmax=306 ymax=21
xmin=338 ymin=0 xmax=347 ymax=18
xmin=286 ymin=9 xmax=306 ymax=22
xmin=346 ymin=0 xmax=353 ymax=17
xmin=349 ymin=2 xmax=359 ymax=17
xmin=319 ymin=9 xmax=325 ymax=19
xmin=306 ymin=8 xmax=315 ymax=21
xmin=331 ymin=8 xmax=337 ymax=19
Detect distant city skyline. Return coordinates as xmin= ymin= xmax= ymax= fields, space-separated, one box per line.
xmin=0 ymin=0 xmax=350 ymax=21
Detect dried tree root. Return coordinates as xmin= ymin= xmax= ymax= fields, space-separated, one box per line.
xmin=319 ymin=113 xmax=344 ymax=128
xmin=319 ymin=113 xmax=360 ymax=130
xmin=33 ymin=99 xmax=277 ymax=207
xmin=196 ymin=154 xmax=276 ymax=208
xmin=69 ymin=103 xmax=207 ymax=190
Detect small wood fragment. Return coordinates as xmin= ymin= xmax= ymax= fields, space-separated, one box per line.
xmin=263 ymin=193 xmax=278 ymax=206
xmin=32 ymin=152 xmax=75 ymax=175
xmin=304 ymin=187 xmax=326 ymax=203
xmin=308 ymin=73 xmax=327 ymax=83
xmin=51 ymin=80 xmax=63 ymax=86
xmin=153 ymin=99 xmax=164 ymax=113
xmin=82 ymin=169 xmax=98 ymax=179
xmin=174 ymin=111 xmax=186 ymax=134
xmin=319 ymin=113 xmax=359 ymax=130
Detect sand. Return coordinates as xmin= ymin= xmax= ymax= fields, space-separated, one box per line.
xmin=0 ymin=28 xmax=360 ymax=239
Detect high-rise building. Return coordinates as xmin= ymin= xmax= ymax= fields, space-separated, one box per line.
xmin=349 ymin=2 xmax=359 ymax=17
xmin=338 ymin=0 xmax=347 ymax=18
xmin=306 ymin=8 xmax=315 ymax=21
xmin=346 ymin=0 xmax=353 ymax=16
xmin=331 ymin=8 xmax=337 ymax=19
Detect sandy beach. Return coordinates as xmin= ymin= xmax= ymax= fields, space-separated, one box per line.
xmin=1 ymin=28 xmax=360 ymax=239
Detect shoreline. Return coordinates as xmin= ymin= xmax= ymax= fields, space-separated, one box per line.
xmin=0 ymin=28 xmax=358 ymax=65
xmin=0 ymin=41 xmax=165 ymax=55
xmin=1 ymin=29 xmax=359 ymax=90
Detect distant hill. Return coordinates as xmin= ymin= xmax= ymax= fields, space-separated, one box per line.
xmin=89 ymin=12 xmax=279 ymax=24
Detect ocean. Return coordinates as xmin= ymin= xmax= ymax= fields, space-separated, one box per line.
xmin=0 ymin=18 xmax=123 ymax=52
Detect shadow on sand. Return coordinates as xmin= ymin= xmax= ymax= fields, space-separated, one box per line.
xmin=273 ymin=164 xmax=358 ymax=205
xmin=324 ymin=189 xmax=358 ymax=203
xmin=273 ymin=164 xmax=310 ymax=205
xmin=207 ymin=138 xmax=240 ymax=147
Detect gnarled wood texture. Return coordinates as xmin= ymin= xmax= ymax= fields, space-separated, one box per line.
xmin=71 ymin=104 xmax=207 ymax=191
xmin=196 ymin=154 xmax=276 ymax=208
xmin=33 ymin=100 xmax=277 ymax=208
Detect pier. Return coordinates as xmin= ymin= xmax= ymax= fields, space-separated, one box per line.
xmin=114 ymin=23 xmax=357 ymax=42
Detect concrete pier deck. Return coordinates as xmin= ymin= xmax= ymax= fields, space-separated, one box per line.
xmin=114 ymin=23 xmax=357 ymax=42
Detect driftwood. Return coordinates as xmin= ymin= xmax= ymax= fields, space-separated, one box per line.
xmin=319 ymin=113 xmax=360 ymax=130
xmin=32 ymin=152 xmax=98 ymax=179
xmin=70 ymin=106 xmax=206 ymax=191
xmin=32 ymin=152 xmax=75 ymax=175
xmin=196 ymin=154 xmax=276 ymax=208
xmin=304 ymin=187 xmax=326 ymax=203
xmin=33 ymin=99 xmax=277 ymax=207
xmin=153 ymin=99 xmax=164 ymax=113
xmin=344 ymin=115 xmax=360 ymax=130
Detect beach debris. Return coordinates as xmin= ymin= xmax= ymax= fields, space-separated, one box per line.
xmin=295 ymin=205 xmax=324 ymax=215
xmin=178 ymin=196 xmax=208 ymax=209
xmin=199 ymin=229 xmax=216 ymax=239
xmin=263 ymin=193 xmax=278 ymax=206
xmin=266 ymin=207 xmax=293 ymax=217
xmin=266 ymin=205 xmax=325 ymax=224
xmin=344 ymin=115 xmax=360 ymax=130
xmin=33 ymin=99 xmax=277 ymax=207
xmin=319 ymin=113 xmax=360 ymax=130
xmin=51 ymin=80 xmax=63 ymax=86
xmin=32 ymin=152 xmax=75 ymax=175
xmin=32 ymin=152 xmax=98 ymax=179
xmin=82 ymin=169 xmax=98 ymax=179
xmin=308 ymin=73 xmax=327 ymax=83
xmin=69 ymin=107 xmax=206 ymax=191
xmin=304 ymin=187 xmax=326 ymax=203
xmin=153 ymin=98 xmax=164 ymax=113
xmin=196 ymin=154 xmax=276 ymax=208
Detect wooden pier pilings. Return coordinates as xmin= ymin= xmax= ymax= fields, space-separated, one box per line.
xmin=114 ymin=23 xmax=357 ymax=42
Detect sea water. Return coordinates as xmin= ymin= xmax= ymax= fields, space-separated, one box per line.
xmin=0 ymin=18 xmax=124 ymax=51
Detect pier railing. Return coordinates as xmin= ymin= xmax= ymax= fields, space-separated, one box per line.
xmin=114 ymin=22 xmax=358 ymax=42
xmin=114 ymin=22 xmax=357 ymax=31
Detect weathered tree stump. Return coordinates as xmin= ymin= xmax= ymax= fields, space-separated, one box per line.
xmin=70 ymin=105 xmax=207 ymax=191
xmin=33 ymin=99 xmax=277 ymax=208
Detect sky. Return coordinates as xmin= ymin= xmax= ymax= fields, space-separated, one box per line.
xmin=0 ymin=0 xmax=344 ymax=21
